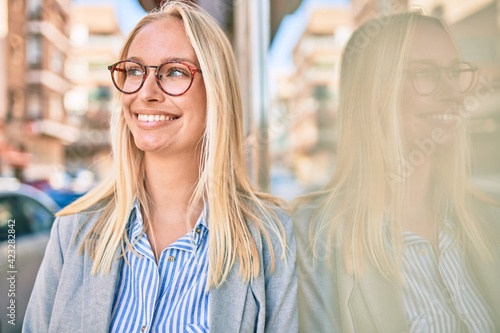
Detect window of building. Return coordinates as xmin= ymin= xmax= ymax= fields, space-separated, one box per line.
xmin=26 ymin=0 xmax=42 ymax=19
xmin=26 ymin=90 xmax=42 ymax=119
xmin=7 ymin=89 xmax=24 ymax=121
xmin=26 ymin=35 xmax=42 ymax=68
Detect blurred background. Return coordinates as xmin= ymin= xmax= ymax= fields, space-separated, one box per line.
xmin=0 ymin=0 xmax=499 ymax=331
xmin=0 ymin=0 xmax=500 ymax=206
xmin=1 ymin=0 xmax=499 ymax=202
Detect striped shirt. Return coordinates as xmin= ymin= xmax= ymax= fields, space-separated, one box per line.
xmin=109 ymin=201 xmax=210 ymax=333
xmin=401 ymin=219 xmax=495 ymax=333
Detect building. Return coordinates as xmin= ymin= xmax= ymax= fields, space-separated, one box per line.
xmin=1 ymin=0 xmax=73 ymax=181
xmin=271 ymin=4 xmax=352 ymax=188
xmin=352 ymin=0 xmax=408 ymax=24
xmin=64 ymin=4 xmax=124 ymax=179
xmin=0 ymin=1 xmax=123 ymax=185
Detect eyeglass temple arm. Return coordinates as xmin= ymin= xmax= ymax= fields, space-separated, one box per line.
xmin=108 ymin=66 xmax=126 ymax=72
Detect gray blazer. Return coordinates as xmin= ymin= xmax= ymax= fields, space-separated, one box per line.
xmin=23 ymin=209 xmax=298 ymax=333
xmin=295 ymin=203 xmax=500 ymax=333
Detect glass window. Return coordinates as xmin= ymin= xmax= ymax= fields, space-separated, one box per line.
xmin=26 ymin=35 xmax=42 ymax=68
xmin=26 ymin=90 xmax=42 ymax=119
xmin=27 ymin=0 xmax=42 ymax=19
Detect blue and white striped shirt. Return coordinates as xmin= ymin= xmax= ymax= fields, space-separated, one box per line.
xmin=109 ymin=201 xmax=210 ymax=333
xmin=401 ymin=219 xmax=495 ymax=333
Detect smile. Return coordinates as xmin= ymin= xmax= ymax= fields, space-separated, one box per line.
xmin=137 ymin=114 xmax=180 ymax=122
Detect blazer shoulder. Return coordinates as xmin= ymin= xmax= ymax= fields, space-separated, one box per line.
xmin=54 ymin=208 xmax=104 ymax=248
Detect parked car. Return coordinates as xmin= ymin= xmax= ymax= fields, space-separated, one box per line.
xmin=0 ymin=178 xmax=60 ymax=333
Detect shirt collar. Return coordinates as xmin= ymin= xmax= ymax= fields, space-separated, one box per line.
xmin=128 ymin=199 xmax=209 ymax=241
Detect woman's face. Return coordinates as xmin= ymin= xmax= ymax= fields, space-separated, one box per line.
xmin=400 ymin=21 xmax=464 ymax=151
xmin=122 ymin=18 xmax=207 ymax=157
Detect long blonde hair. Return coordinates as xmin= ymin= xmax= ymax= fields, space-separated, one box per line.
xmin=302 ymin=11 xmax=495 ymax=279
xmin=59 ymin=0 xmax=287 ymax=287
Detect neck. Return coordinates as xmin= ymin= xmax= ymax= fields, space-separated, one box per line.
xmin=143 ymin=151 xmax=202 ymax=227
xmin=404 ymin=157 xmax=440 ymax=243
xmin=142 ymin=151 xmax=204 ymax=260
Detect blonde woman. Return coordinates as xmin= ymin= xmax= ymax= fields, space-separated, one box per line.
xmin=23 ymin=1 xmax=297 ymax=332
xmin=295 ymin=12 xmax=500 ymax=333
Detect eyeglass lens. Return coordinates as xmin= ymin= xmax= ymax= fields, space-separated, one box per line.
xmin=111 ymin=61 xmax=195 ymax=95
xmin=411 ymin=63 xmax=476 ymax=95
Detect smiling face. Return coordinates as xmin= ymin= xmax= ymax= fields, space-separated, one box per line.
xmin=400 ymin=21 xmax=464 ymax=150
xmin=122 ymin=18 xmax=206 ymax=157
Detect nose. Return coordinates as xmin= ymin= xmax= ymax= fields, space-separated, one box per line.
xmin=435 ymin=72 xmax=463 ymax=101
xmin=139 ymin=67 xmax=164 ymax=101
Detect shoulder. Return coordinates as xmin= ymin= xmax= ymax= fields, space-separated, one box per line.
xmin=245 ymin=202 xmax=295 ymax=269
xmin=292 ymin=194 xmax=328 ymax=249
xmin=471 ymin=199 xmax=500 ymax=236
xmin=53 ymin=208 xmax=104 ymax=249
xmin=257 ymin=204 xmax=293 ymax=245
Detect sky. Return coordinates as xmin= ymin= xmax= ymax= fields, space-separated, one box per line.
xmin=269 ymin=0 xmax=351 ymax=70
xmin=73 ymin=0 xmax=146 ymax=35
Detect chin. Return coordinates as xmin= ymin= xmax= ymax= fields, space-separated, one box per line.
xmin=133 ymin=138 xmax=166 ymax=153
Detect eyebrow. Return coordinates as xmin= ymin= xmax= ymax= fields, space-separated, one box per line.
xmin=407 ymin=58 xmax=461 ymax=66
xmin=126 ymin=56 xmax=199 ymax=66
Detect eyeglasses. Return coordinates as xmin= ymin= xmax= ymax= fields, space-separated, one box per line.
xmin=404 ymin=62 xmax=478 ymax=96
xmin=107 ymin=60 xmax=203 ymax=96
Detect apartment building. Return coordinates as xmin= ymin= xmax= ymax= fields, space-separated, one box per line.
xmin=1 ymin=0 xmax=72 ymax=180
xmin=0 ymin=1 xmax=123 ymax=182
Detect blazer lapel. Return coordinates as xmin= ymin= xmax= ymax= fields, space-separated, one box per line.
xmin=356 ymin=266 xmax=408 ymax=333
xmin=209 ymin=261 xmax=248 ymax=333
xmin=336 ymin=248 xmax=408 ymax=333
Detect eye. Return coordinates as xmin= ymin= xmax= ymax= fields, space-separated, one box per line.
xmin=167 ymin=67 xmax=189 ymax=78
xmin=158 ymin=63 xmax=191 ymax=80
xmin=126 ymin=66 xmax=144 ymax=77
xmin=448 ymin=67 xmax=462 ymax=80
xmin=413 ymin=67 xmax=435 ymax=78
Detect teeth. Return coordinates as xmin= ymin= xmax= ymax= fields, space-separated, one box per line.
xmin=137 ymin=114 xmax=178 ymax=122
xmin=424 ymin=113 xmax=455 ymax=121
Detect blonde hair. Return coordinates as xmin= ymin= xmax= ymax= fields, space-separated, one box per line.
xmin=59 ymin=0 xmax=287 ymax=287
xmin=302 ymin=11 xmax=495 ymax=279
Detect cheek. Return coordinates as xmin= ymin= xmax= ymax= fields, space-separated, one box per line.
xmin=121 ymin=95 xmax=133 ymax=111
xmin=400 ymin=82 xmax=420 ymax=115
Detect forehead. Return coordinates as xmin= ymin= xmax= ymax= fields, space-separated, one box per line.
xmin=127 ymin=18 xmax=198 ymax=63
xmin=407 ymin=21 xmax=459 ymax=65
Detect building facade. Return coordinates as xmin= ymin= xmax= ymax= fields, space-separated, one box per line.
xmin=1 ymin=0 xmax=72 ymax=181
xmin=0 ymin=1 xmax=123 ymax=184
xmin=271 ymin=4 xmax=352 ymax=188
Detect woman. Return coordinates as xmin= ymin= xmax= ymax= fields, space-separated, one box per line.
xmin=295 ymin=11 xmax=500 ymax=333
xmin=23 ymin=1 xmax=297 ymax=332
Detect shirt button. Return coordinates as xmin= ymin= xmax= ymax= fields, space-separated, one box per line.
xmin=168 ymin=255 xmax=175 ymax=262
xmin=195 ymin=227 xmax=201 ymax=234
xmin=418 ymin=248 xmax=427 ymax=255
xmin=141 ymin=326 xmax=146 ymax=332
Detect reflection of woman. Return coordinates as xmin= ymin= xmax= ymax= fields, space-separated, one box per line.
xmin=24 ymin=1 xmax=297 ymax=332
xmin=295 ymin=12 xmax=500 ymax=333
